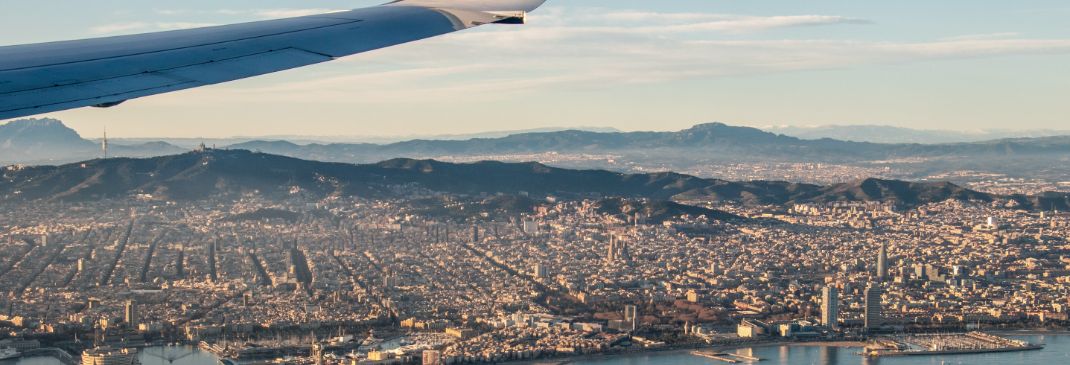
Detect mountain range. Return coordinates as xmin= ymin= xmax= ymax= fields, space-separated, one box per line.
xmin=2 ymin=149 xmax=1066 ymax=212
xmin=217 ymin=123 xmax=1070 ymax=166
xmin=766 ymin=125 xmax=1070 ymax=144
xmin=5 ymin=119 xmax=1070 ymax=167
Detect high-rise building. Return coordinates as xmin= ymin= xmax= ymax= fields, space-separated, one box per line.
xmin=422 ymin=350 xmax=443 ymax=365
xmin=81 ymin=347 xmax=138 ymax=365
xmin=821 ymin=286 xmax=839 ymax=330
xmin=864 ymin=284 xmax=883 ymax=330
xmin=876 ymin=243 xmax=888 ymax=280
xmin=123 ymin=300 xmax=138 ymax=329
xmin=471 ymin=225 xmax=480 ymax=243
xmin=533 ymin=263 xmax=548 ymax=279
xmin=624 ymin=305 xmax=638 ymax=331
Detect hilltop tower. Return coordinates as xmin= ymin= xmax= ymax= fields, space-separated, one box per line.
xmin=101 ymin=126 xmax=108 ymax=160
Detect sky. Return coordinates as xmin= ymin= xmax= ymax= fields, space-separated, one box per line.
xmin=2 ymin=0 xmax=1070 ymax=138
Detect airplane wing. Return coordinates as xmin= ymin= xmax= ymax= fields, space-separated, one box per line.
xmin=0 ymin=0 xmax=547 ymax=120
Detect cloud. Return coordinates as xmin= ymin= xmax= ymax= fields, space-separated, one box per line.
xmin=89 ymin=22 xmax=150 ymax=35
xmin=595 ymin=13 xmax=869 ymax=34
xmin=214 ymin=8 xmax=346 ymax=19
xmin=90 ymin=21 xmax=217 ymax=35
xmin=940 ymin=32 xmax=1023 ymax=41
xmin=136 ymin=7 xmax=1070 ymax=106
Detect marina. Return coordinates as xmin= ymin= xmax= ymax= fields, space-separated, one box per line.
xmin=863 ymin=332 xmax=1044 ymax=357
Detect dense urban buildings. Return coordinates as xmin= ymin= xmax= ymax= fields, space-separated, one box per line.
xmin=1 ymin=161 xmax=1069 ymax=363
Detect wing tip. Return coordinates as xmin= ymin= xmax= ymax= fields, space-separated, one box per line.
xmin=388 ymin=0 xmax=549 ymax=13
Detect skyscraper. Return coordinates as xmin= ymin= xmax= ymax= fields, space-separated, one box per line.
xmin=821 ymin=286 xmax=839 ymax=330
xmin=864 ymin=284 xmax=883 ymax=331
xmin=877 ymin=242 xmax=888 ymax=281
xmin=123 ymin=300 xmax=138 ymax=329
xmin=624 ymin=305 xmax=638 ymax=331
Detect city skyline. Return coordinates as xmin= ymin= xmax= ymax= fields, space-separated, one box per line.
xmin=2 ymin=1 xmax=1069 ymax=137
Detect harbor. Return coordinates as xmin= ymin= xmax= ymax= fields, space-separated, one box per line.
xmin=863 ymin=332 xmax=1044 ymax=357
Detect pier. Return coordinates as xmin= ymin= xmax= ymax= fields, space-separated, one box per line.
xmin=691 ymin=350 xmax=763 ymax=363
xmin=21 ymin=348 xmax=76 ymax=365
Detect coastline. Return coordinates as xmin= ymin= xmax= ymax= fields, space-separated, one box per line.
xmin=986 ymin=329 xmax=1070 ymax=336
xmin=507 ymin=340 xmax=868 ymax=365
xmin=504 ymin=330 xmax=1069 ymax=365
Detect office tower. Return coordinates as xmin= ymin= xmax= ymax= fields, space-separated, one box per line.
xmin=877 ymin=242 xmax=888 ymax=281
xmin=624 ymin=305 xmax=638 ymax=331
xmin=533 ymin=263 xmax=548 ymax=279
xmin=423 ymin=350 xmax=443 ymax=365
xmin=864 ymin=284 xmax=883 ymax=330
xmin=821 ymin=286 xmax=839 ymax=330
xmin=471 ymin=225 xmax=480 ymax=243
xmin=123 ymin=300 xmax=138 ymax=329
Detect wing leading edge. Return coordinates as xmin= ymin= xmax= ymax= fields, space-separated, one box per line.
xmin=0 ymin=0 xmax=548 ymax=120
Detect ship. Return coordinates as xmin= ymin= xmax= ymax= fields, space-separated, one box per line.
xmin=0 ymin=347 xmax=20 ymax=360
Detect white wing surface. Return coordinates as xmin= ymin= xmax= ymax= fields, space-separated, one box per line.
xmin=0 ymin=0 xmax=547 ymax=120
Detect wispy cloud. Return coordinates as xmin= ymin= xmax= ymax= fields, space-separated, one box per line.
xmin=596 ymin=13 xmax=869 ymax=34
xmin=89 ymin=22 xmax=150 ymax=35
xmin=138 ymin=7 xmax=1070 ymax=106
xmin=212 ymin=8 xmax=346 ymax=19
xmin=90 ymin=21 xmax=217 ymax=35
xmin=940 ymin=32 xmax=1023 ymax=41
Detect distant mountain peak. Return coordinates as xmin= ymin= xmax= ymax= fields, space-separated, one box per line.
xmin=0 ymin=118 xmax=95 ymax=162
xmin=0 ymin=117 xmax=85 ymax=138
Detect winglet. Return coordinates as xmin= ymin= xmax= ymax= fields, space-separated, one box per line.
xmin=386 ymin=0 xmax=548 ymax=13
xmin=387 ymin=0 xmax=547 ymax=29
